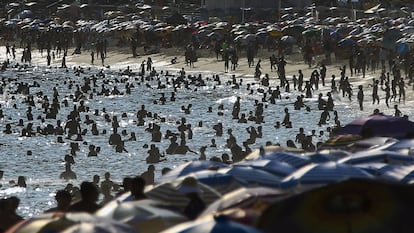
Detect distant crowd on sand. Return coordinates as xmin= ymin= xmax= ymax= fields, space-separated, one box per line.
xmin=0 ymin=33 xmax=413 ymax=229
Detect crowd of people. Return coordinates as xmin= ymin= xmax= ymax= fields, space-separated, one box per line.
xmin=0 ymin=11 xmax=413 ymax=231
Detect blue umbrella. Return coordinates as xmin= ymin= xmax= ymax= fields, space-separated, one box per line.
xmin=337 ymin=38 xmax=356 ymax=47
xmin=281 ymin=162 xmax=373 ymax=189
xmin=380 ymin=138 xmax=414 ymax=154
xmin=162 ymin=170 xmax=246 ymax=194
xmin=261 ymin=151 xmax=310 ymax=168
xmin=161 ymin=215 xmax=264 ymax=233
xmin=305 ymin=149 xmax=351 ymax=163
xmin=234 ymin=159 xmax=295 ymax=177
xmin=339 ymin=150 xmax=414 ymax=165
xmin=159 ymin=161 xmax=229 ymax=183
xmin=218 ymin=166 xmax=281 ymax=188
xmin=397 ymin=42 xmax=410 ymax=55
xmin=379 ymin=165 xmax=414 ymax=183
xmin=354 ymin=162 xmax=397 ymax=176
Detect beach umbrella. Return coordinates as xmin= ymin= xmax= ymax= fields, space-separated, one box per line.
xmin=319 ymin=134 xmax=362 ymax=150
xmin=159 ymin=170 xmax=245 ymax=194
xmin=243 ymin=34 xmax=257 ymax=41
xmin=6 ymin=212 xmax=100 ymax=233
xmin=161 ymin=215 xmax=264 ymax=233
xmin=380 ymin=165 xmax=414 ymax=183
xmin=61 ymin=221 xmax=137 ymax=233
xmin=96 ymin=199 xmax=187 ymax=233
xmin=335 ymin=114 xmax=414 ymax=139
xmin=159 ymin=161 xmax=228 ymax=183
xmin=339 ymin=150 xmax=414 ymax=165
xmin=145 ymin=179 xmax=221 ymax=211
xmin=397 ymin=42 xmax=410 ymax=55
xmin=235 ymin=159 xmax=295 ymax=177
xmin=379 ymin=138 xmax=414 ymax=154
xmin=218 ymin=166 xmax=281 ymax=188
xmin=267 ymin=29 xmax=283 ymax=37
xmin=244 ymin=149 xmax=309 ymax=168
xmin=280 ymin=35 xmax=297 ymax=44
xmin=305 ymin=149 xmax=351 ymax=163
xmin=280 ymin=162 xmax=373 ymax=189
xmin=345 ymin=136 xmax=397 ymax=153
xmin=255 ymin=31 xmax=268 ymax=40
xmin=301 ymin=29 xmax=320 ymax=38
xmin=201 ymin=187 xmax=287 ymax=217
xmin=207 ymin=32 xmax=222 ymax=40
xmin=354 ymin=162 xmax=397 ymax=176
xmin=257 ymin=178 xmax=414 ymax=233
xmin=281 ymin=24 xmax=305 ymax=36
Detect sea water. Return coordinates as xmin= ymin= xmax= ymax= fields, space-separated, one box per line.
xmin=0 ymin=49 xmax=411 ymax=217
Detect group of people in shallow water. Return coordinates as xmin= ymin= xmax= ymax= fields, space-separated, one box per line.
xmin=0 ymin=166 xmax=207 ymax=231
xmin=0 ymin=41 xmax=413 ymax=227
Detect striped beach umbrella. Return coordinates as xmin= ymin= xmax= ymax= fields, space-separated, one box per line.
xmin=158 ymin=161 xmax=229 ymax=184
xmin=281 ymin=162 xmax=374 ymax=189
xmin=145 ymin=179 xmax=221 ymax=211
xmin=234 ymin=159 xmax=295 ymax=177
xmin=380 ymin=165 xmax=414 ymax=183
xmin=202 ymin=187 xmax=287 ymax=217
xmin=339 ymin=150 xmax=414 ymax=165
xmin=218 ymin=166 xmax=281 ymax=188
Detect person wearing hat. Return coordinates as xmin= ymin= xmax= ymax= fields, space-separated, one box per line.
xmin=177 ymin=176 xmax=206 ymax=220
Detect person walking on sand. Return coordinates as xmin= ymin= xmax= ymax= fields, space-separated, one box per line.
xmin=357 ymin=85 xmax=364 ymax=110
xmin=369 ymin=79 xmax=380 ymax=104
xmin=91 ymin=51 xmax=94 ymax=65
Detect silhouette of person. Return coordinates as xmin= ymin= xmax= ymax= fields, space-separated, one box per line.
xmin=68 ymin=182 xmax=101 ymax=213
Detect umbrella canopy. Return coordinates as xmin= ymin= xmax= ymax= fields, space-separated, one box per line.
xmin=160 ymin=170 xmax=245 ymax=195
xmin=257 ymin=178 xmax=414 ymax=233
xmin=218 ymin=166 xmax=281 ymax=188
xmin=281 ymin=162 xmax=374 ymax=189
xmin=354 ymin=162 xmax=397 ymax=177
xmin=145 ymin=180 xmax=221 ymax=211
xmin=339 ymin=150 xmax=414 ymax=165
xmin=249 ymin=151 xmax=311 ymax=168
xmin=161 ymin=215 xmax=264 ymax=233
xmin=234 ymin=159 xmax=295 ymax=177
xmin=380 ymin=165 xmax=414 ymax=183
xmin=345 ymin=136 xmax=397 ymax=153
xmin=379 ymin=138 xmax=414 ymax=154
xmin=319 ymin=134 xmax=363 ymax=150
xmin=335 ymin=114 xmax=414 ymax=139
xmin=7 ymin=212 xmax=104 ymax=233
xmin=305 ymin=149 xmax=351 ymax=163
xmin=159 ymin=161 xmax=228 ymax=183
xmin=202 ymin=187 xmax=287 ymax=217
xmin=61 ymin=221 xmax=137 ymax=233
xmin=96 ymin=199 xmax=186 ymax=233
xmin=280 ymin=35 xmax=297 ymax=44
xmin=244 ymin=146 xmax=304 ymax=161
